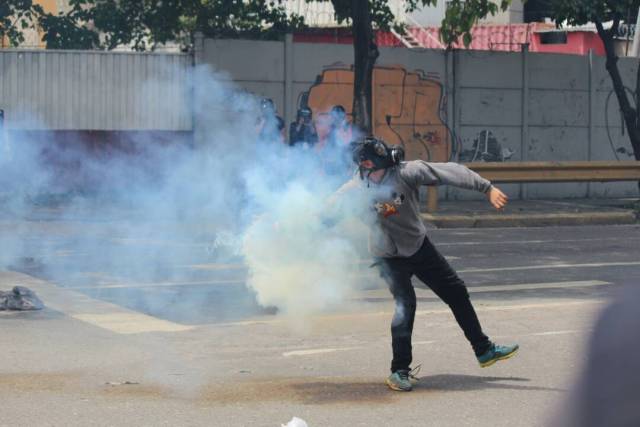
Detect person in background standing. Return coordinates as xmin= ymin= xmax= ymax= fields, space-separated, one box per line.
xmin=257 ymin=98 xmax=285 ymax=144
xmin=289 ymin=107 xmax=318 ymax=147
xmin=320 ymin=105 xmax=354 ymax=179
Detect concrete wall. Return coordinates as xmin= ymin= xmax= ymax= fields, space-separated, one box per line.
xmin=0 ymin=39 xmax=637 ymax=199
xmin=0 ymin=49 xmax=192 ymax=131
xmin=197 ymin=37 xmax=639 ymax=199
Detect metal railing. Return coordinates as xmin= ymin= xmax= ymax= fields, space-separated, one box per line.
xmin=404 ymin=14 xmax=446 ymax=49
xmin=426 ymin=161 xmax=640 ymax=213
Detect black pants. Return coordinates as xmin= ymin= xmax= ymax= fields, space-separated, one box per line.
xmin=378 ymin=236 xmax=492 ymax=373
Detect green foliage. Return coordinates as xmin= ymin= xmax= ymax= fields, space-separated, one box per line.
xmin=8 ymin=0 xmax=305 ymax=50
xmin=4 ymin=0 xmax=513 ymax=50
xmin=39 ymin=1 xmax=100 ymax=49
xmin=328 ymin=0 xmax=435 ymax=31
xmin=548 ymin=0 xmax=638 ymax=27
xmin=440 ymin=0 xmax=503 ymax=47
xmin=0 ymin=0 xmax=43 ymax=47
xmin=322 ymin=0 xmax=508 ymax=47
xmin=184 ymin=0 xmax=305 ymax=41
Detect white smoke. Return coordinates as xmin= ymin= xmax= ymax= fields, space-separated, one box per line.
xmin=242 ymin=181 xmax=362 ymax=319
xmin=0 ymin=61 xmax=372 ymax=324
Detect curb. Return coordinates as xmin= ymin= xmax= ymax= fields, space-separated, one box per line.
xmin=421 ymin=211 xmax=638 ymax=228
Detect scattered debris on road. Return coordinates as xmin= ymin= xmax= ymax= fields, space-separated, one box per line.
xmin=105 ymin=381 xmax=140 ymax=386
xmin=282 ymin=417 xmax=308 ymax=427
xmin=0 ymin=286 xmax=44 ymax=311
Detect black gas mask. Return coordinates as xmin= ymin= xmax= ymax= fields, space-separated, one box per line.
xmin=350 ymin=137 xmax=405 ymax=181
xmin=297 ymin=107 xmax=312 ymax=124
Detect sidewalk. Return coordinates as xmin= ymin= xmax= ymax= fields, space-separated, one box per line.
xmin=421 ymin=198 xmax=640 ymax=228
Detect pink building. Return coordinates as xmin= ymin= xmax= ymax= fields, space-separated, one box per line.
xmin=296 ymin=23 xmax=608 ymax=56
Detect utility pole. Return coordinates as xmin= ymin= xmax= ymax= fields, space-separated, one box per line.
xmin=630 ymin=6 xmax=640 ymax=57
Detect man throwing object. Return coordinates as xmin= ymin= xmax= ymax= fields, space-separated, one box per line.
xmin=335 ymin=137 xmax=519 ymax=392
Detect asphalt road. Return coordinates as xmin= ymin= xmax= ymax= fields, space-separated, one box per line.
xmin=1 ymin=222 xmax=639 ymax=426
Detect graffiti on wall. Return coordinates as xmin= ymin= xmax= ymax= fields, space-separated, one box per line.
xmin=300 ymin=64 xmax=453 ymax=162
xmin=298 ymin=63 xmax=516 ymax=163
xmin=459 ymin=130 xmax=515 ymax=162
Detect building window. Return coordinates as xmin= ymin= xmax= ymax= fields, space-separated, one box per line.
xmin=539 ymin=31 xmax=568 ymax=44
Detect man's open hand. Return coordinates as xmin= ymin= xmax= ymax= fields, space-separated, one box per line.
xmin=486 ymin=186 xmax=508 ymax=210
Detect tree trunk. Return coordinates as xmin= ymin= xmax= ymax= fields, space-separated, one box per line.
xmin=350 ymin=0 xmax=379 ymax=136
xmin=595 ymin=19 xmax=640 ymax=163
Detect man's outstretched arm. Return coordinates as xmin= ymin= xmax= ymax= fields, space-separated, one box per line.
xmin=401 ymin=160 xmax=508 ymax=210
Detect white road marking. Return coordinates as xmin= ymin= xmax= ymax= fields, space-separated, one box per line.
xmin=437 ymin=236 xmax=639 ymax=247
xmin=66 ymin=278 xmax=245 ymax=289
xmin=416 ymin=300 xmax=604 ymax=316
xmin=174 ymin=247 xmax=640 ymax=277
xmin=0 ymin=271 xmax=194 ymax=334
xmin=459 ymin=261 xmax=640 ymax=273
xmin=468 ymin=280 xmax=610 ymax=293
xmin=184 ymin=263 xmax=246 ymax=271
xmin=65 ymin=275 xmax=616 ymax=293
xmin=220 ymin=300 xmax=606 ymax=327
xmin=110 ymin=238 xmax=208 ymax=248
xmin=487 ymin=300 xmax=604 ymax=310
xmin=278 ymin=330 xmax=590 ymax=358
xmin=360 ymin=280 xmax=612 ymax=299
xmin=73 ymin=313 xmax=193 ymax=334
xmin=413 ymin=340 xmax=437 ymax=345
xmin=530 ymin=330 xmax=584 ymax=336
xmin=185 ymin=260 xmax=375 ymax=270
xmin=282 ymin=347 xmax=361 ymax=357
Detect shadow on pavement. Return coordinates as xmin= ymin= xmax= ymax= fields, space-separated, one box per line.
xmin=200 ymin=378 xmax=394 ymax=405
xmin=203 ymin=375 xmax=564 ymax=406
xmin=414 ymin=374 xmax=565 ymax=393
xmin=292 ymin=381 xmax=393 ymax=404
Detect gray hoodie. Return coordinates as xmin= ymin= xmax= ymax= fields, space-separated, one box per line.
xmin=335 ymin=160 xmax=492 ymax=258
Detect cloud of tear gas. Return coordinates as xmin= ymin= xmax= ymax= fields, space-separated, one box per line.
xmin=242 ymin=179 xmax=369 ymax=321
xmin=0 ymin=60 xmax=373 ymax=324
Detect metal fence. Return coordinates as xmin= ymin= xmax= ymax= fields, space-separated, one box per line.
xmin=0 ymin=49 xmax=192 ymax=131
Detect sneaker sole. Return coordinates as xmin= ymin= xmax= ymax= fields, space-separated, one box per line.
xmin=479 ymin=347 xmax=519 ymax=368
xmin=385 ymin=378 xmax=412 ymax=392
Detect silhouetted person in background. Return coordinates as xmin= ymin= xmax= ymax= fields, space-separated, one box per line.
xmin=321 ymin=105 xmax=354 ymax=178
xmin=257 ymin=98 xmax=285 ymax=144
xmin=327 ymin=105 xmax=353 ymax=148
xmin=289 ymin=107 xmax=318 ymax=147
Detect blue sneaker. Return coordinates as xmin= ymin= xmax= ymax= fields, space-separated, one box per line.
xmin=477 ymin=343 xmax=519 ymax=367
xmin=386 ymin=370 xmax=412 ymax=391
xmin=385 ymin=365 xmax=421 ymax=391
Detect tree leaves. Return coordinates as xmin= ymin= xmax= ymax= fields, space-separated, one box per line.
xmin=0 ymin=0 xmax=44 ymax=47
xmin=314 ymin=0 xmax=511 ymax=49
xmin=4 ymin=0 xmax=307 ymax=50
xmin=440 ymin=0 xmax=508 ymax=48
xmin=548 ymin=0 xmax=638 ymax=28
xmin=4 ymin=0 xmax=570 ymax=52
xmin=38 ymin=8 xmax=100 ymax=50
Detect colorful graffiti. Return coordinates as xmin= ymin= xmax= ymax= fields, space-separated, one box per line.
xmin=302 ymin=64 xmax=453 ymax=162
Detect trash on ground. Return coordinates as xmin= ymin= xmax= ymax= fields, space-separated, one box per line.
xmin=281 ymin=417 xmax=308 ymax=427
xmin=0 ymin=286 xmax=44 ymax=311
xmin=105 ymin=381 xmax=140 ymax=386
